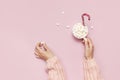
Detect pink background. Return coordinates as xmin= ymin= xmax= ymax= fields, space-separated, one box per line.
xmin=0 ymin=0 xmax=120 ymax=80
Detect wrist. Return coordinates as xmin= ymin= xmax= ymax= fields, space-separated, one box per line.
xmin=45 ymin=55 xmax=55 ymax=61
xmin=84 ymin=55 xmax=93 ymax=60
xmin=46 ymin=56 xmax=57 ymax=62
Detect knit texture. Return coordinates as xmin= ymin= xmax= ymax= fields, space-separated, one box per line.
xmin=46 ymin=56 xmax=103 ymax=80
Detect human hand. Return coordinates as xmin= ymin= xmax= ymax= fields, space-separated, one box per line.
xmin=34 ymin=42 xmax=54 ymax=61
xmin=83 ymin=38 xmax=94 ymax=60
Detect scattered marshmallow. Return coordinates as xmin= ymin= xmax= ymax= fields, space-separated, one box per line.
xmin=61 ymin=11 xmax=65 ymax=14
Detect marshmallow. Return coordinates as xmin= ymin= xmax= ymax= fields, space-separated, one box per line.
xmin=72 ymin=23 xmax=88 ymax=39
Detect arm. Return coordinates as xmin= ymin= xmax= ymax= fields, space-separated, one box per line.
xmin=46 ymin=56 xmax=65 ymax=80
xmin=83 ymin=58 xmax=103 ymax=80
xmin=34 ymin=42 xmax=65 ymax=80
xmin=83 ymin=38 xmax=103 ymax=80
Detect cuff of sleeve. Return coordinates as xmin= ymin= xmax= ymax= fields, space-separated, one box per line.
xmin=84 ymin=58 xmax=97 ymax=67
xmin=46 ymin=56 xmax=58 ymax=70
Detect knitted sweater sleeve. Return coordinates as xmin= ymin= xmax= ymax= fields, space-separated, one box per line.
xmin=46 ymin=56 xmax=65 ymax=80
xmin=83 ymin=58 xmax=104 ymax=80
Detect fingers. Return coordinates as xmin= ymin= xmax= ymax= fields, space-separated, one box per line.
xmin=34 ymin=42 xmax=50 ymax=56
xmin=84 ymin=38 xmax=89 ymax=48
xmin=34 ymin=42 xmax=52 ymax=61
xmin=36 ymin=42 xmax=49 ymax=51
xmin=35 ymin=42 xmax=44 ymax=54
xmin=34 ymin=51 xmax=40 ymax=57
xmin=34 ymin=51 xmax=45 ymax=59
xmin=42 ymin=42 xmax=49 ymax=51
xmin=36 ymin=42 xmax=42 ymax=50
xmin=34 ymin=51 xmax=42 ymax=58
xmin=87 ymin=38 xmax=94 ymax=49
xmin=83 ymin=38 xmax=94 ymax=48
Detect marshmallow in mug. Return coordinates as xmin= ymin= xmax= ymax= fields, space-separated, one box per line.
xmin=72 ymin=23 xmax=88 ymax=39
